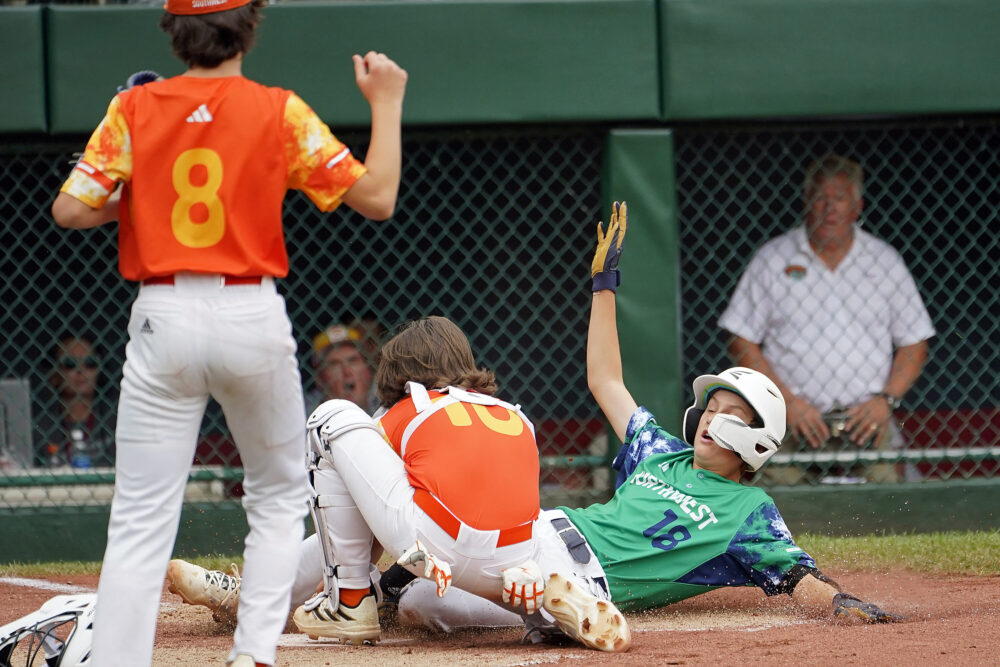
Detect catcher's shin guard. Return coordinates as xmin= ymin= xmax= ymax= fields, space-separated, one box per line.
xmin=298 ymin=458 xmax=383 ymax=643
xmin=306 ymin=430 xmax=375 ymax=596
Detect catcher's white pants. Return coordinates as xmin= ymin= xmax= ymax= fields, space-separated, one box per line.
xmin=91 ymin=275 xmax=309 ymax=667
xmin=315 ymin=426 xmax=536 ymax=605
xmin=292 ymin=534 xmax=522 ymax=631
xmin=384 ymin=510 xmax=611 ymax=635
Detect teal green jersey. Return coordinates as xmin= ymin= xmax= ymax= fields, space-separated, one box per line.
xmin=562 ymin=407 xmax=814 ymax=612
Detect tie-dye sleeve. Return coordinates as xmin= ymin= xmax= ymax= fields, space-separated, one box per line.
xmin=283 ymin=93 xmax=367 ymax=212
xmin=59 ymin=96 xmax=132 ymax=208
xmin=728 ymin=500 xmax=817 ymax=595
xmin=612 ymin=407 xmax=690 ymax=488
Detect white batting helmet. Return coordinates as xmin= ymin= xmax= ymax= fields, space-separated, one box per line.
xmin=682 ymin=367 xmax=786 ymax=471
xmin=0 ymin=593 xmax=95 ymax=666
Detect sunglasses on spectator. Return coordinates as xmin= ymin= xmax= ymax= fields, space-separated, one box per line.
xmin=59 ymin=355 xmax=100 ymax=370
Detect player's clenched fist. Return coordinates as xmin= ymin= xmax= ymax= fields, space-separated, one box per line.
xmin=353 ymin=51 xmax=408 ymax=106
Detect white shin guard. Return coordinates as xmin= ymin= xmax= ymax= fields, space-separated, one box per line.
xmin=306 ymin=404 xmax=382 ymax=595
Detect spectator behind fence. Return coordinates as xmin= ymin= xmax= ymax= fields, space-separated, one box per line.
xmin=347 ymin=314 xmax=388 ymax=371
xmin=718 ymin=154 xmax=935 ymax=485
xmin=307 ymin=322 xmax=381 ymax=416
xmin=35 ymin=335 xmax=115 ymax=469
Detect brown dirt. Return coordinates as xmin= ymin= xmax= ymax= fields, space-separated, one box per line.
xmin=2 ymin=569 xmax=998 ymax=665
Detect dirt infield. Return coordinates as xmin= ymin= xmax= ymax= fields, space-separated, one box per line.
xmin=3 ymin=569 xmax=998 ymax=665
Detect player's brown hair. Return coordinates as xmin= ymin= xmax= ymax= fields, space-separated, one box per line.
xmin=375 ymin=316 xmax=498 ymax=408
xmin=159 ymin=0 xmax=265 ymax=69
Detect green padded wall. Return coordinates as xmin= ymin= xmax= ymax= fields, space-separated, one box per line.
xmin=45 ymin=6 xmax=176 ymax=134
xmin=602 ymin=129 xmax=682 ymax=436
xmin=661 ymin=0 xmax=1000 ymax=120
xmin=45 ymin=1 xmax=661 ymax=134
xmin=0 ymin=7 xmax=46 ymax=133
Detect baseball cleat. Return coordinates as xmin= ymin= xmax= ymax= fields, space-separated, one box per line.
xmin=292 ymin=591 xmax=381 ymax=645
xmin=542 ymin=573 xmax=631 ymax=653
xmin=166 ymin=559 xmax=241 ymax=624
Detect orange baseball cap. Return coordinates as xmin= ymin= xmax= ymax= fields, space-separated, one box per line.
xmin=164 ymin=0 xmax=252 ymax=15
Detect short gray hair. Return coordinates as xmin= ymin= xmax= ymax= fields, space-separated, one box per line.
xmin=802 ymin=153 xmax=864 ymax=199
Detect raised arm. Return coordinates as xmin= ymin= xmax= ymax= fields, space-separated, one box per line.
xmin=341 ymin=51 xmax=408 ymax=221
xmin=587 ymin=202 xmax=638 ymax=443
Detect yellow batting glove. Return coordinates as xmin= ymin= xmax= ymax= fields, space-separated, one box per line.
xmin=591 ymin=201 xmax=627 ymax=292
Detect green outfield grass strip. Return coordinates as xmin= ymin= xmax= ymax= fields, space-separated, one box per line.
xmin=797 ymin=530 xmax=1000 ymax=576
xmin=3 ymin=531 xmax=997 ymax=578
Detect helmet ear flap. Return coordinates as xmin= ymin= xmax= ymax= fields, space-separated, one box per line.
xmin=683 ymin=406 xmax=703 ymax=445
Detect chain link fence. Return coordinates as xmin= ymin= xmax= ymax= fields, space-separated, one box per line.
xmin=0 ymin=127 xmax=611 ymax=511
xmin=675 ymin=117 xmax=1000 ymax=486
xmin=2 ymin=116 xmax=998 ymax=518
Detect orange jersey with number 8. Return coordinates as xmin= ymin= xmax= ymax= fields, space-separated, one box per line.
xmin=60 ymin=76 xmax=366 ymax=280
xmin=378 ymin=390 xmax=541 ymax=532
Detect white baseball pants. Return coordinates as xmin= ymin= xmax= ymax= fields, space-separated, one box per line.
xmin=91 ymin=274 xmax=310 ymax=666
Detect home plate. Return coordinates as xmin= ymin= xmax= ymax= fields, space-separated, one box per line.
xmin=279 ymin=634 xmax=416 ymax=647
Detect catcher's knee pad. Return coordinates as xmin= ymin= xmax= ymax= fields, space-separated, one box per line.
xmin=307 ymin=399 xmax=381 ymax=458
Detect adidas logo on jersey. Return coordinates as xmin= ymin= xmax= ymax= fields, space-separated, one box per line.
xmin=140 ymin=318 xmax=154 ymax=335
xmin=186 ymin=104 xmax=213 ymax=123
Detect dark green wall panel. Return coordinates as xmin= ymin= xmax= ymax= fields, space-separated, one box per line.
xmin=0 ymin=503 xmax=261 ymax=564
xmin=661 ymin=0 xmax=1000 ymax=120
xmin=603 ymin=129 xmax=682 ymax=436
xmin=45 ymin=1 xmax=661 ymax=134
xmin=46 ymin=7 xmax=177 ymax=135
xmin=0 ymin=7 xmax=46 ymax=133
xmin=252 ymin=1 xmax=661 ymax=127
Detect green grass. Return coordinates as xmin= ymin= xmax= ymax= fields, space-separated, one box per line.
xmin=796 ymin=530 xmax=1000 ymax=576
xmin=0 ymin=554 xmax=243 ymax=579
xmin=2 ymin=531 xmax=998 ymax=578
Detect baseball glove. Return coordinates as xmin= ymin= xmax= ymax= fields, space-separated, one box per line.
xmin=833 ymin=593 xmax=903 ymax=623
xmin=118 ymin=70 xmax=164 ymax=92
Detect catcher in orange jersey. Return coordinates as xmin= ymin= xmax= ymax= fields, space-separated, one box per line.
xmin=50 ymin=1 xmax=407 ymax=665
xmin=287 ymin=317 xmax=543 ymax=641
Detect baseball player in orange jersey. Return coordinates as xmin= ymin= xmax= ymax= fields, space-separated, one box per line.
xmin=291 ymin=317 xmax=541 ymax=637
xmin=50 ymin=0 xmax=407 ymax=664
xmin=287 ymin=315 xmax=628 ymax=652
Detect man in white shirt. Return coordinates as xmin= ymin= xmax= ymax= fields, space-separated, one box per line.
xmin=718 ymin=154 xmax=935 ymax=484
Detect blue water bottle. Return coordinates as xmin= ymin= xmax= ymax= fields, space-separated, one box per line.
xmin=69 ymin=428 xmax=93 ymax=468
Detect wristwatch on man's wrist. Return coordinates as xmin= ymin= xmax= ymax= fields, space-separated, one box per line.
xmin=877 ymin=392 xmax=902 ymax=410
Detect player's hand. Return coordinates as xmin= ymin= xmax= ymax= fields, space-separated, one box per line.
xmin=397 ymin=540 xmax=452 ymax=598
xmin=501 ymin=559 xmax=545 ymax=614
xmin=845 ymin=396 xmax=891 ymax=446
xmin=833 ymin=593 xmax=903 ymax=623
xmin=787 ymin=395 xmax=828 ymax=449
xmin=353 ymin=52 xmax=408 ymax=107
xmin=591 ymin=201 xmax=627 ymax=293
